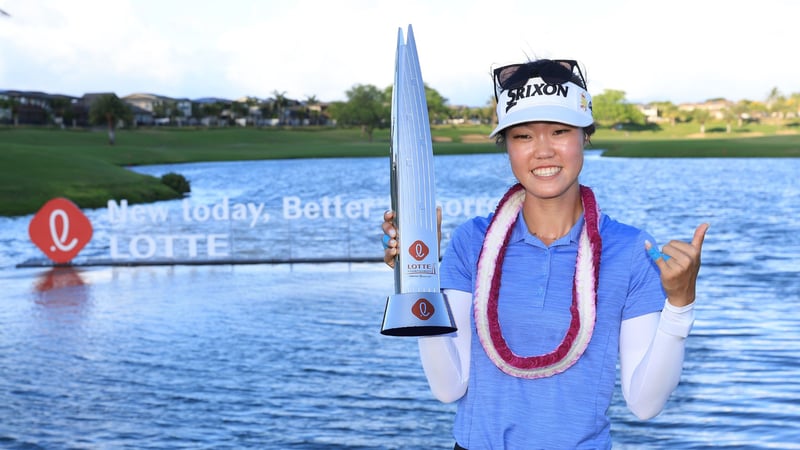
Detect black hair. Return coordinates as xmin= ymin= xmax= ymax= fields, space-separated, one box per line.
xmin=494 ymin=123 xmax=596 ymax=147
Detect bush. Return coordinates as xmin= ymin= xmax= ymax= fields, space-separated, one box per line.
xmin=160 ymin=172 xmax=191 ymax=195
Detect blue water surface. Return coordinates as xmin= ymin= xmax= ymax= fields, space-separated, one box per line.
xmin=1 ymin=152 xmax=799 ymax=449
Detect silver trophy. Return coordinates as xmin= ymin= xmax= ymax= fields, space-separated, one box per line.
xmin=381 ymin=25 xmax=456 ymax=337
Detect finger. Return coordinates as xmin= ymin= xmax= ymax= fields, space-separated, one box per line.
xmin=692 ymin=223 xmax=710 ymax=249
xmin=436 ymin=205 xmax=442 ymax=253
xmin=382 ymin=234 xmax=391 ymax=249
xmin=383 ymin=246 xmax=397 ymax=268
xmin=382 ymin=210 xmax=397 ymax=237
xmin=381 ymin=221 xmax=395 ymax=237
xmin=645 ymin=240 xmax=670 ymax=263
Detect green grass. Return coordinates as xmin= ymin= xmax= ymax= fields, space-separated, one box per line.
xmin=591 ymin=121 xmax=800 ymax=157
xmin=1 ymin=124 xmax=798 ymax=217
xmin=595 ymin=134 xmax=800 ymax=158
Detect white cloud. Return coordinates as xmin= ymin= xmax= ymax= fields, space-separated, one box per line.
xmin=1 ymin=0 xmax=799 ymax=105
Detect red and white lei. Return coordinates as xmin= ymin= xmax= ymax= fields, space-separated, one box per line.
xmin=474 ymin=183 xmax=602 ymax=379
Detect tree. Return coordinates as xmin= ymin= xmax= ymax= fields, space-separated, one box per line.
xmin=231 ymin=101 xmax=249 ymax=125
xmin=691 ymin=108 xmax=710 ymax=134
xmin=721 ymin=106 xmax=737 ymax=133
xmin=152 ymin=99 xmax=169 ymax=121
xmin=424 ymin=84 xmax=450 ymax=124
xmin=169 ymin=101 xmax=185 ymax=127
xmin=789 ymin=93 xmax=800 ymax=118
xmin=198 ymin=102 xmax=223 ymax=126
xmin=49 ymin=96 xmax=75 ymax=128
xmin=190 ymin=101 xmax=203 ymax=123
xmin=334 ymin=84 xmax=389 ymax=141
xmin=272 ymin=90 xmax=289 ymax=125
xmin=766 ymin=87 xmax=794 ymax=123
xmin=259 ymin=100 xmax=276 ymax=123
xmin=89 ymin=94 xmax=132 ymax=145
xmin=0 ymin=95 xmax=19 ymax=126
xmin=651 ymin=101 xmax=679 ymax=126
xmin=766 ymin=86 xmax=783 ymax=117
xmin=305 ymin=95 xmax=321 ymax=125
xmin=592 ymin=89 xmax=645 ymax=126
xmin=731 ymin=100 xmax=749 ymax=127
xmin=241 ymin=96 xmax=261 ymax=126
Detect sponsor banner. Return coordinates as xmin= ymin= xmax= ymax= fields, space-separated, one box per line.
xmin=27 ymin=195 xmax=498 ymax=265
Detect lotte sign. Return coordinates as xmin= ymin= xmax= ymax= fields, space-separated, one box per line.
xmin=28 ymin=198 xmax=93 ymax=264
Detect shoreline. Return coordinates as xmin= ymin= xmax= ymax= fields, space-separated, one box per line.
xmin=2 ymin=127 xmax=799 ymax=217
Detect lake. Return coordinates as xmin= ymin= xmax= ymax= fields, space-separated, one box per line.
xmin=1 ymin=152 xmax=798 ymax=448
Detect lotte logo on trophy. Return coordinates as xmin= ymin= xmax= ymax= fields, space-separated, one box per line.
xmin=380 ymin=25 xmax=456 ymax=337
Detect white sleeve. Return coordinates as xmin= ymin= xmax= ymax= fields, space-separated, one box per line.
xmin=417 ymin=289 xmax=472 ymax=403
xmin=620 ymin=299 xmax=695 ymax=420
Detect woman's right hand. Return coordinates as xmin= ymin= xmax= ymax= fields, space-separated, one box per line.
xmin=382 ymin=210 xmax=399 ymax=268
xmin=382 ymin=207 xmax=442 ymax=269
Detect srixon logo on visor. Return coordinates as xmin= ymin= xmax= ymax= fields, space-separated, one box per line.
xmin=505 ymin=83 xmax=569 ymax=113
xmin=29 ymin=198 xmax=93 ymax=264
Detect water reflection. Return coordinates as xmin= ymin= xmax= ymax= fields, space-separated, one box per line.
xmin=34 ymin=267 xmax=91 ymax=315
xmin=35 ymin=266 xmax=86 ymax=293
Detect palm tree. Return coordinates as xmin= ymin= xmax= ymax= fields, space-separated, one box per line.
xmin=89 ymin=94 xmax=133 ymax=145
xmin=692 ymin=109 xmax=710 ymax=134
xmin=0 ymin=95 xmax=19 ymax=126
xmin=732 ymin=100 xmax=752 ymax=127
xmin=721 ymin=107 xmax=737 ymax=133
xmin=305 ymin=95 xmax=321 ymax=125
xmin=233 ymin=101 xmax=251 ymax=126
xmin=766 ymin=87 xmax=785 ymax=119
xmin=272 ymin=90 xmax=289 ymax=125
xmin=49 ymin=96 xmax=74 ymax=128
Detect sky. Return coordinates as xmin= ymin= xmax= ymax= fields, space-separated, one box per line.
xmin=1 ymin=0 xmax=799 ymax=107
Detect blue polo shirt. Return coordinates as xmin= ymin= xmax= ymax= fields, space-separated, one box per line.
xmin=439 ymin=210 xmax=665 ymax=449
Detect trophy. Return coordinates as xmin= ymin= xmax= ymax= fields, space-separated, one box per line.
xmin=380 ymin=25 xmax=457 ymax=337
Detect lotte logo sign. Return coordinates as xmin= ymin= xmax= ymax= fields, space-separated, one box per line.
xmin=29 ymin=198 xmax=93 ymax=264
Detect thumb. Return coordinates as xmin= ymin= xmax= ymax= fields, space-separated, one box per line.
xmin=692 ymin=223 xmax=710 ymax=249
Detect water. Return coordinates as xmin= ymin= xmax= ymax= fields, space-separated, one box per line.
xmin=1 ymin=152 xmax=799 ymax=449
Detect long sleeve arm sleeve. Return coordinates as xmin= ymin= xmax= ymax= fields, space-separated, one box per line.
xmin=417 ymin=289 xmax=472 ymax=403
xmin=619 ymin=299 xmax=695 ymax=419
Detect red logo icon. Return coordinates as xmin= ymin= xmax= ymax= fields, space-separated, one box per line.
xmin=29 ymin=198 xmax=93 ymax=264
xmin=408 ymin=240 xmax=429 ymax=261
xmin=412 ymin=298 xmax=434 ymax=321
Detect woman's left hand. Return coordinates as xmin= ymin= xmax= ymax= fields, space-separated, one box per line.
xmin=646 ymin=223 xmax=710 ymax=307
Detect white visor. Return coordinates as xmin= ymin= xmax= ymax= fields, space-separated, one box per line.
xmin=489 ymin=77 xmax=593 ymax=138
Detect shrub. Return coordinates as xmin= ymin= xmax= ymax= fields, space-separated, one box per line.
xmin=160 ymin=172 xmax=191 ymax=195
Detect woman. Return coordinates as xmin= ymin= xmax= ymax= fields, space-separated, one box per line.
xmin=382 ymin=59 xmax=709 ymax=449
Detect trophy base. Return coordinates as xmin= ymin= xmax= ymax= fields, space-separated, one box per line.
xmin=381 ymin=291 xmax=457 ymax=337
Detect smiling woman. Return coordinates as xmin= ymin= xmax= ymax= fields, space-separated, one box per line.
xmin=381 ymin=57 xmax=709 ymax=449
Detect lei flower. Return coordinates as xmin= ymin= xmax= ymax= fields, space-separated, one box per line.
xmin=474 ymin=183 xmax=602 ymax=379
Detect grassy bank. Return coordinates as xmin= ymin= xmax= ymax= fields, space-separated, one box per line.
xmin=1 ymin=125 xmax=799 ymax=217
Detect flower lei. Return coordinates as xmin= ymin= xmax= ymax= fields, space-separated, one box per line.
xmin=474 ymin=183 xmax=602 ymax=379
